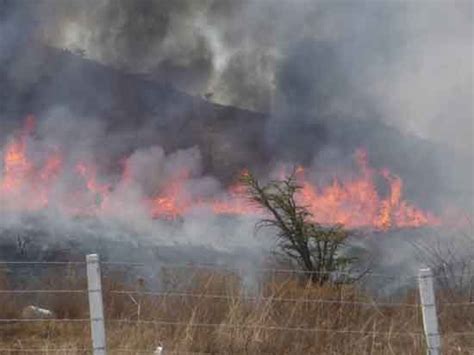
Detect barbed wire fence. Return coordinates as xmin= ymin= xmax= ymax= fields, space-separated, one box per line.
xmin=0 ymin=255 xmax=473 ymax=354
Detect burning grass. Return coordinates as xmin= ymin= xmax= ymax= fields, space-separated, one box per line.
xmin=0 ymin=266 xmax=473 ymax=354
xmin=0 ymin=116 xmax=440 ymax=231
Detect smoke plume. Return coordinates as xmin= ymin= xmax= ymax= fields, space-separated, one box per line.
xmin=0 ymin=0 xmax=472 ymax=274
xmin=19 ymin=0 xmax=470 ymax=154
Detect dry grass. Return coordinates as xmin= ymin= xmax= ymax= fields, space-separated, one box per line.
xmin=0 ymin=265 xmax=473 ymax=354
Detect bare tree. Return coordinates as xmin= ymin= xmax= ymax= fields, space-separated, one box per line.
xmin=241 ymin=171 xmax=355 ymax=284
xmin=414 ymin=227 xmax=474 ymax=300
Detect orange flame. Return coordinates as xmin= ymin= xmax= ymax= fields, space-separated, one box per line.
xmin=149 ymin=171 xmax=191 ymax=219
xmin=1 ymin=117 xmax=33 ymax=192
xmin=297 ymin=150 xmax=439 ymax=230
xmin=0 ymin=116 xmax=441 ymax=230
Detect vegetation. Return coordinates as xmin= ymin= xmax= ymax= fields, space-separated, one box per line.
xmin=0 ymin=266 xmax=473 ymax=354
xmin=415 ymin=228 xmax=474 ymax=297
xmin=241 ymin=171 xmax=354 ymax=284
xmin=0 ymin=177 xmax=471 ymax=354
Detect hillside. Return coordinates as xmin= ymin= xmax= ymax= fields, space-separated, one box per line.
xmin=1 ymin=44 xmax=466 ymax=212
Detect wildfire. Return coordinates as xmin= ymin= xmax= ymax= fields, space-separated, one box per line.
xmin=297 ymin=150 xmax=439 ymax=230
xmin=149 ymin=171 xmax=191 ymax=220
xmin=1 ymin=116 xmax=33 ymax=192
xmin=0 ymin=116 xmax=441 ymax=231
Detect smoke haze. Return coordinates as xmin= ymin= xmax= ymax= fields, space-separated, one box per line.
xmin=24 ymin=0 xmax=471 ymax=155
xmin=0 ymin=0 xmax=472 ymax=273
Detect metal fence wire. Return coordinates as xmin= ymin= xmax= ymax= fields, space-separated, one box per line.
xmin=0 ymin=255 xmax=473 ymax=354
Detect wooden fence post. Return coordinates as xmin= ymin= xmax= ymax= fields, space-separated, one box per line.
xmin=86 ymin=254 xmax=107 ymax=355
xmin=418 ymin=267 xmax=441 ymax=355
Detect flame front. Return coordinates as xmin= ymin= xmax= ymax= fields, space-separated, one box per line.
xmin=2 ymin=116 xmax=33 ymax=193
xmin=0 ymin=115 xmax=53 ymax=210
xmin=297 ymin=150 xmax=439 ymax=230
xmin=0 ymin=116 xmax=440 ymax=231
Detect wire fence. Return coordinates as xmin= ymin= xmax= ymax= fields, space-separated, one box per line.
xmin=0 ymin=256 xmax=473 ymax=354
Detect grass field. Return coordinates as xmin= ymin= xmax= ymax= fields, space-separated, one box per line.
xmin=0 ymin=264 xmax=473 ymax=354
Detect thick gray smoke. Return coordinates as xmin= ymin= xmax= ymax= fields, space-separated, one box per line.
xmin=2 ymin=0 xmax=467 ymax=208
xmin=1 ymin=0 xmax=471 ymax=155
xmin=0 ymin=0 xmax=472 ymax=275
xmin=0 ymin=111 xmax=270 ymax=266
xmin=25 ymin=0 xmax=471 ymax=156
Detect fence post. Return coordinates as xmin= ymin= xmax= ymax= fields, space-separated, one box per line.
xmin=418 ymin=267 xmax=441 ymax=355
xmin=86 ymin=254 xmax=107 ymax=355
